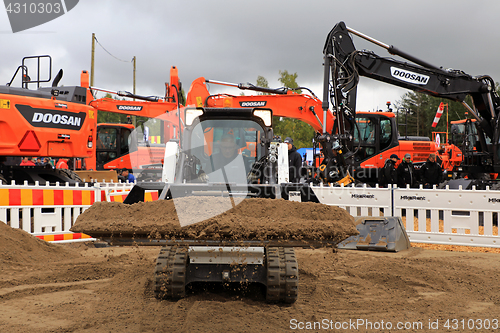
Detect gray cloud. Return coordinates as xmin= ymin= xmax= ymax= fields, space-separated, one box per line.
xmin=1 ymin=0 xmax=499 ymax=111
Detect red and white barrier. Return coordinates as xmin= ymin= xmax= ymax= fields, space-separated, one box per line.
xmin=0 ymin=181 xmax=140 ymax=242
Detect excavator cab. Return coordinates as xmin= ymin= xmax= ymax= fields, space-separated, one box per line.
xmin=95 ymin=124 xmax=133 ymax=170
xmin=0 ymin=55 xmax=95 ymax=184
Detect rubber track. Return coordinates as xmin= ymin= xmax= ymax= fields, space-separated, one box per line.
xmin=283 ymin=247 xmax=299 ymax=303
xmin=266 ymin=247 xmax=299 ymax=303
xmin=153 ymin=246 xmax=188 ymax=299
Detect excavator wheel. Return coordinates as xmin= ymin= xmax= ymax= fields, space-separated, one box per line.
xmin=0 ymin=173 xmax=7 ymax=185
xmin=57 ymin=168 xmax=83 ymax=183
xmin=153 ymin=246 xmax=188 ymax=299
xmin=266 ymin=247 xmax=298 ymax=303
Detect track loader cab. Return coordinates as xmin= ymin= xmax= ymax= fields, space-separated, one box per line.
xmin=125 ymin=107 xmax=288 ymax=203
xmin=178 ymin=107 xmax=273 ymax=185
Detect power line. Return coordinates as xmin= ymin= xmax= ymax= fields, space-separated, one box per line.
xmin=94 ymin=36 xmax=132 ymax=63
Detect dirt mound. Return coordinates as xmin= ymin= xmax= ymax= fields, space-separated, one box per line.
xmin=2 ymin=245 xmax=500 ymax=332
xmin=0 ymin=221 xmax=75 ymax=264
xmin=71 ymin=197 xmax=358 ymax=244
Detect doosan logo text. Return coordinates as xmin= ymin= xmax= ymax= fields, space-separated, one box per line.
xmin=239 ymin=101 xmax=267 ymax=107
xmin=390 ymin=67 xmax=429 ymax=85
xmin=117 ymin=105 xmax=143 ymax=111
xmin=32 ymin=112 xmax=81 ymax=127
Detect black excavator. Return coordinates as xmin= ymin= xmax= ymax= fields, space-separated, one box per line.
xmin=322 ymin=21 xmax=500 ymax=189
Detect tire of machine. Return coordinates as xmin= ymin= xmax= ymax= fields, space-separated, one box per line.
xmin=58 ymin=168 xmax=83 ymax=182
xmin=266 ymin=247 xmax=299 ymax=303
xmin=0 ymin=173 xmax=7 ymax=185
xmin=153 ymin=246 xmax=188 ymax=299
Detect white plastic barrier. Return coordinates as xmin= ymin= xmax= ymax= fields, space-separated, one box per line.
xmin=311 ymin=183 xmax=393 ymax=217
xmin=312 ymin=183 xmax=500 ymax=248
xmin=2 ymin=180 xmax=499 ymax=247
xmin=394 ymin=185 xmax=500 ymax=247
xmin=0 ymin=181 xmax=135 ymax=240
xmin=94 ymin=182 xmax=136 ymax=202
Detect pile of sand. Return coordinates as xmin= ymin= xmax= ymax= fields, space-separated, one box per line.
xmin=0 ymin=221 xmax=74 ymax=263
xmin=71 ymin=197 xmax=358 ymax=244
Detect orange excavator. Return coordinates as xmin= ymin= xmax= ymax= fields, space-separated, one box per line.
xmin=185 ymin=77 xmax=441 ymax=184
xmin=0 ymin=55 xmax=182 ymax=184
xmin=85 ymin=66 xmax=182 ymax=175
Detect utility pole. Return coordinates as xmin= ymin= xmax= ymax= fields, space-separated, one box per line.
xmin=133 ymin=56 xmax=136 ymax=97
xmin=132 ymin=56 xmax=136 ymax=126
xmin=90 ymin=33 xmax=95 ymax=87
xmin=445 ymin=103 xmax=449 ymax=143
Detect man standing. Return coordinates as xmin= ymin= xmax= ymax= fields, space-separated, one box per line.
xmin=397 ymin=153 xmax=416 ymax=188
xmin=284 ymin=137 xmax=302 ymax=183
xmin=121 ymin=168 xmax=136 ymax=183
xmin=420 ymin=153 xmax=442 ymax=188
xmin=20 ymin=157 xmax=35 ymax=166
xmin=56 ymin=158 xmax=69 ymax=169
xmin=379 ymin=154 xmax=399 ymax=187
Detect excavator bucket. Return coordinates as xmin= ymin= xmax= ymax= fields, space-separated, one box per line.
xmin=337 ymin=216 xmax=410 ymax=252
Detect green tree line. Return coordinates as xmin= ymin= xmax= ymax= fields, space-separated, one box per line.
xmin=256 ymin=71 xmax=315 ymax=149
xmin=394 ymin=83 xmax=500 ymax=140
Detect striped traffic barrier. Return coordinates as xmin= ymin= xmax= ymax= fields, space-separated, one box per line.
xmin=0 ymin=187 xmax=95 ymax=206
xmin=107 ymin=190 xmax=159 ymax=202
xmin=34 ymin=232 xmax=96 ymax=243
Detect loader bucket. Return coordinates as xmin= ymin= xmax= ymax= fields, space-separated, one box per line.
xmin=337 ymin=216 xmax=410 ymax=252
xmin=123 ymin=182 xmax=167 ymax=204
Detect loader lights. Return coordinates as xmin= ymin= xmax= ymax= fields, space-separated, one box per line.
xmin=87 ymin=135 xmax=93 ymax=148
xmin=253 ymin=110 xmax=272 ymax=127
xmin=185 ymin=109 xmax=204 ymax=126
xmin=268 ymin=142 xmax=278 ymax=163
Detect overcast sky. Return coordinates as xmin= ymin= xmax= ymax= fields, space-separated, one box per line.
xmin=1 ymin=0 xmax=499 ymax=112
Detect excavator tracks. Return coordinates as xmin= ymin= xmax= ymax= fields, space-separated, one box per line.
xmin=266 ymin=247 xmax=299 ymax=303
xmin=153 ymin=246 xmax=188 ymax=299
xmin=153 ymin=245 xmax=299 ymax=303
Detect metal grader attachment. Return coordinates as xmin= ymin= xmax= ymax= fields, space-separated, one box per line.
xmin=337 ymin=216 xmax=411 ymax=252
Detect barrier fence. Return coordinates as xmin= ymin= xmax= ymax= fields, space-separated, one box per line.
xmin=0 ymin=181 xmax=135 ymax=241
xmin=1 ymin=181 xmax=499 ymax=247
xmin=393 ymin=186 xmax=500 ymax=247
xmin=311 ymin=184 xmax=500 ymax=248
